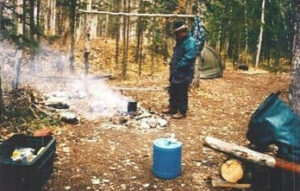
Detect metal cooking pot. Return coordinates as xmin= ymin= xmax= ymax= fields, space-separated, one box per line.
xmin=127 ymin=101 xmax=137 ymax=113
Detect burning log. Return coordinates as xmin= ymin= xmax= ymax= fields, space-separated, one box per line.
xmin=221 ymin=159 xmax=245 ymax=183
xmin=204 ymin=136 xmax=300 ymax=173
xmin=45 ymin=92 xmax=70 ymax=109
xmin=60 ymin=112 xmax=79 ymax=124
xmin=45 ymin=97 xmax=70 ymax=109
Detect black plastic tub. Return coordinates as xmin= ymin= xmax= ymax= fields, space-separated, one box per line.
xmin=0 ymin=134 xmax=56 ymax=191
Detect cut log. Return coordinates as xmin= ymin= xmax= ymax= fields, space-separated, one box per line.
xmin=204 ymin=136 xmax=300 ymax=173
xmin=221 ymin=159 xmax=244 ymax=183
xmin=211 ymin=179 xmax=251 ymax=189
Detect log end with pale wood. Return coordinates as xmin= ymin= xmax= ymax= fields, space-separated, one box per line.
xmin=221 ymin=159 xmax=244 ymax=183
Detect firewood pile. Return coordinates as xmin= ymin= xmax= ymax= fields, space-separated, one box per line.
xmin=204 ymin=136 xmax=300 ymax=190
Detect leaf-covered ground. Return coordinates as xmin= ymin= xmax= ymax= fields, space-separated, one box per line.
xmin=42 ymin=68 xmax=290 ymax=191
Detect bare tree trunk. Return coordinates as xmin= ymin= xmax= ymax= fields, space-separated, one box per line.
xmin=290 ymin=1 xmax=300 ymax=117
xmin=29 ymin=0 xmax=36 ymax=75
xmin=235 ymin=29 xmax=241 ymax=68
xmin=255 ymin=0 xmax=266 ymax=69
xmin=22 ymin=0 xmax=27 ymax=35
xmin=125 ymin=0 xmax=130 ymax=69
xmin=37 ymin=0 xmax=41 ymax=42
xmin=224 ymin=37 xmax=230 ymax=68
xmin=69 ymin=0 xmax=76 ymax=73
xmin=84 ymin=0 xmax=92 ymax=77
xmin=0 ymin=12 xmax=4 ymax=121
xmin=0 ymin=69 xmax=4 ymax=122
xmin=138 ymin=34 xmax=144 ymax=75
xmin=90 ymin=14 xmax=98 ymax=39
xmin=244 ymin=0 xmax=249 ymax=65
xmin=49 ymin=0 xmax=56 ymax=35
xmin=17 ymin=0 xmax=23 ymax=35
xmin=13 ymin=50 xmax=23 ymax=90
xmin=0 ymin=73 xmax=3 ymax=122
xmin=121 ymin=0 xmax=129 ymax=79
xmin=163 ymin=22 xmax=169 ymax=66
xmin=0 ymin=2 xmax=2 ymax=36
xmin=105 ymin=14 xmax=109 ymax=38
xmin=136 ymin=0 xmax=145 ymax=75
xmin=115 ymin=0 xmax=120 ymax=68
xmin=216 ymin=26 xmax=222 ymax=52
xmin=44 ymin=0 xmax=49 ymax=32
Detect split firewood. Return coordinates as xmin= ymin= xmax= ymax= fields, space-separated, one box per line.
xmin=221 ymin=159 xmax=244 ymax=183
xmin=211 ymin=179 xmax=251 ymax=189
xmin=204 ymin=136 xmax=300 ymax=173
xmin=32 ymin=103 xmax=53 ymax=117
xmin=29 ymin=107 xmax=40 ymax=119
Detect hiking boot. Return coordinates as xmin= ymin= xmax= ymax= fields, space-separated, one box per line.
xmin=171 ymin=113 xmax=186 ymax=119
xmin=162 ymin=108 xmax=176 ymax=115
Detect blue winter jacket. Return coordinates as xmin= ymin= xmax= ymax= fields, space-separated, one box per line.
xmin=169 ymin=32 xmax=197 ymax=84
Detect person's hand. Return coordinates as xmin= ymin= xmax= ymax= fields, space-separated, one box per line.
xmin=191 ymin=79 xmax=200 ymax=88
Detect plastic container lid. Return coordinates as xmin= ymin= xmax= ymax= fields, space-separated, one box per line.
xmin=153 ymin=138 xmax=182 ymax=150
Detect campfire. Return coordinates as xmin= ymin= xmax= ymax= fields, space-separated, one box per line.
xmin=42 ymin=80 xmax=168 ymax=130
xmin=106 ymin=107 xmax=168 ymax=130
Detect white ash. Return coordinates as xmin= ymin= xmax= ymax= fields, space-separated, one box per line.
xmin=107 ymin=108 xmax=168 ymax=130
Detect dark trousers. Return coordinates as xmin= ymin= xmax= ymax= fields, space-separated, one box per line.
xmin=168 ymin=83 xmax=189 ymax=114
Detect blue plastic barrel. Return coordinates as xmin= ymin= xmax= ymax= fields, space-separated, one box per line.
xmin=152 ymin=138 xmax=182 ymax=179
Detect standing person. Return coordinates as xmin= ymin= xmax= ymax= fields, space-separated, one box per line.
xmin=163 ymin=20 xmax=197 ymax=119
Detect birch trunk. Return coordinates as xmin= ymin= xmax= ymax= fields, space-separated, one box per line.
xmin=69 ymin=0 xmax=76 ymax=73
xmin=17 ymin=0 xmax=23 ymax=35
xmin=290 ymin=1 xmax=300 ymax=117
xmin=121 ymin=0 xmax=128 ymax=79
xmin=105 ymin=14 xmax=109 ymax=38
xmin=255 ymin=0 xmax=266 ymax=69
xmin=49 ymin=0 xmax=56 ymax=35
xmin=90 ymin=14 xmax=98 ymax=40
xmin=13 ymin=50 xmax=23 ymax=90
xmin=22 ymin=0 xmax=26 ymax=35
xmin=84 ymin=0 xmax=92 ymax=76
xmin=0 ymin=48 xmax=4 ymax=121
xmin=115 ymin=0 xmax=120 ymax=68
xmin=29 ymin=0 xmax=36 ymax=75
xmin=44 ymin=0 xmax=49 ymax=32
xmin=37 ymin=0 xmax=41 ymax=42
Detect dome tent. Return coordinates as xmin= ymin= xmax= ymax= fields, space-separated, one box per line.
xmin=195 ymin=45 xmax=225 ymax=79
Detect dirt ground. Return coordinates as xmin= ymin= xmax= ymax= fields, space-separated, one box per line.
xmin=43 ymin=68 xmax=290 ymax=191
